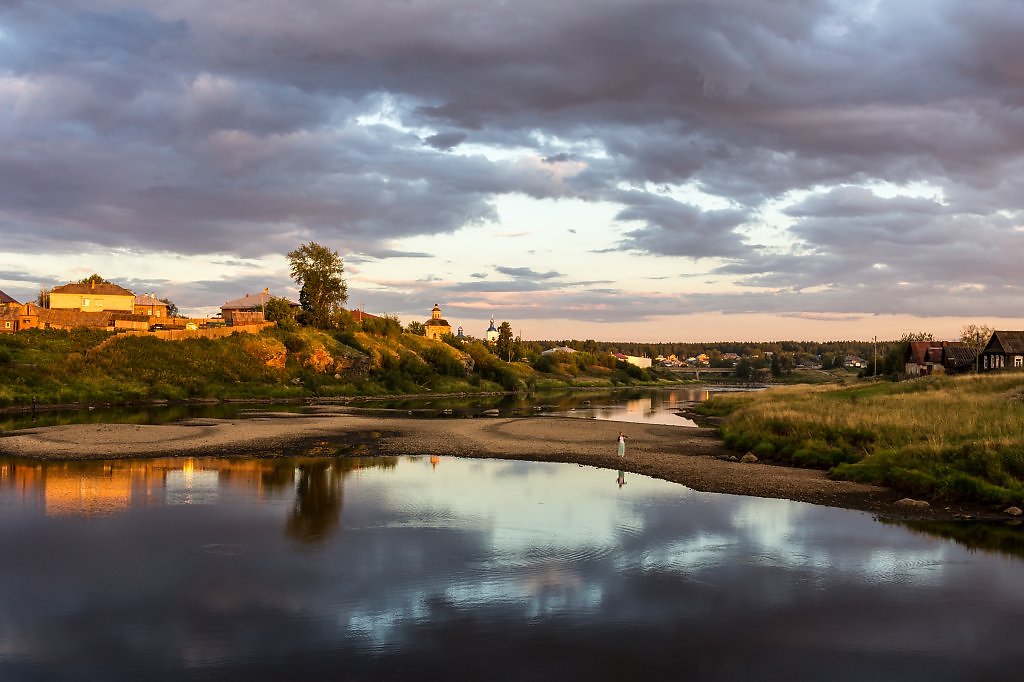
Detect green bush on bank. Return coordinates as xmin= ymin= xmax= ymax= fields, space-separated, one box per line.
xmin=702 ymin=374 xmax=1024 ymax=506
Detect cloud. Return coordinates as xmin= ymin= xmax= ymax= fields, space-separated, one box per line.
xmin=494 ymin=266 xmax=563 ymax=280
xmin=424 ymin=131 xmax=468 ymax=151
xmin=5 ymin=1 xmax=1024 ymax=328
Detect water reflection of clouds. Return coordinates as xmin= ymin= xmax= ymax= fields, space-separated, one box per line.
xmin=5 ymin=455 xmax=1024 ymax=678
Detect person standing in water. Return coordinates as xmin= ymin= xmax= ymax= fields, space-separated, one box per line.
xmin=617 ymin=431 xmax=628 ymax=457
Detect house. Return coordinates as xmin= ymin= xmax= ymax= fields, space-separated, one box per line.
xmin=350 ymin=308 xmax=382 ymax=324
xmin=541 ymin=346 xmax=577 ymax=355
xmin=423 ymin=304 xmax=452 ymax=341
xmin=49 ymin=281 xmax=135 ymax=312
xmin=845 ymin=355 xmax=868 ymax=369
xmin=610 ymin=352 xmax=651 ymax=368
xmin=904 ymin=341 xmax=974 ymax=376
xmin=0 ymin=289 xmax=18 ymax=307
xmin=980 ymin=331 xmax=1024 ymax=371
xmin=221 ymin=290 xmax=297 ymax=325
xmin=134 ymin=294 xmax=169 ymax=318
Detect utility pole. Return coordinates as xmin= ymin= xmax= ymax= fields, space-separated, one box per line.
xmin=873 ymin=335 xmax=877 ymax=378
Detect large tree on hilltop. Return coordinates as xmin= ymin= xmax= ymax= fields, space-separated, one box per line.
xmin=287 ymin=241 xmax=348 ymax=328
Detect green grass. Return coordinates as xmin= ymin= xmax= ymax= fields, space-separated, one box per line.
xmin=0 ymin=327 xmax=667 ymax=409
xmin=699 ymin=373 xmax=1024 ymax=506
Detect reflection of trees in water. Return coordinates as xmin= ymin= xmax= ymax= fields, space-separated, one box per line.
xmin=287 ymin=461 xmax=343 ymax=543
xmin=285 ymin=457 xmax=400 ymax=544
xmin=885 ymin=519 xmax=1024 ymax=559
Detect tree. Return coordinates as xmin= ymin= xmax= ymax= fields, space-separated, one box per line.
xmin=496 ymin=321 xmax=514 ymax=361
xmin=264 ymin=296 xmax=297 ymax=330
xmin=960 ymin=324 xmax=994 ymax=372
xmin=77 ymin=273 xmax=111 ymax=286
xmin=159 ymin=297 xmax=179 ymax=318
xmin=35 ymin=287 xmax=49 ymax=308
xmin=405 ymin=321 xmax=425 ymax=335
xmin=287 ymin=242 xmax=348 ymax=329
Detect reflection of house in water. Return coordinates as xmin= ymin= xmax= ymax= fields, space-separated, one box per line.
xmin=165 ymin=459 xmax=220 ymax=505
xmin=0 ymin=456 xmax=401 ymax=526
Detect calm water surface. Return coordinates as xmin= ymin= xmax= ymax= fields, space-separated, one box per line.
xmin=2 ymin=455 xmax=1023 ymax=681
xmin=0 ymin=387 xmax=712 ymax=430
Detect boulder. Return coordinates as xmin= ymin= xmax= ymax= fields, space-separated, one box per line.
xmin=895 ymin=498 xmax=930 ymax=509
xmin=740 ymin=453 xmax=758 ymax=464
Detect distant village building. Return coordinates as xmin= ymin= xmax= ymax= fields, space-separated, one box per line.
xmin=541 ymin=346 xmax=577 ymax=355
xmin=612 ymin=352 xmax=652 ymax=369
xmin=980 ymin=331 xmax=1024 ymax=371
xmin=49 ymin=281 xmax=135 ymax=312
xmin=904 ymin=342 xmax=974 ymax=376
xmin=134 ymin=294 xmax=168 ymax=318
xmin=485 ymin=317 xmax=498 ymax=344
xmin=220 ymin=290 xmax=297 ymax=325
xmin=423 ymin=304 xmax=452 ymax=341
xmin=0 ymin=293 xmax=38 ymax=333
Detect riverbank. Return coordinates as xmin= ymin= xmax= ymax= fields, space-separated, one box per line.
xmin=1 ymin=409 xmax=1000 ymax=521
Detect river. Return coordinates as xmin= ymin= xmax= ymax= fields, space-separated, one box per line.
xmin=2 ymin=454 xmax=1022 ymax=680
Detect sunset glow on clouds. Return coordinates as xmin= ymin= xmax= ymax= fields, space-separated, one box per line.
xmin=3 ymin=1 xmax=1024 ymax=340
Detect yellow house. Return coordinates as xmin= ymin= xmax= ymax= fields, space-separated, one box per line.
xmin=49 ymin=281 xmax=135 ymax=312
xmin=423 ymin=304 xmax=452 ymax=341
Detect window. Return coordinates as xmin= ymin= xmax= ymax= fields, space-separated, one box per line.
xmin=1016 ymin=356 xmax=1023 ymax=368
xmin=984 ymin=355 xmax=989 ymax=370
xmin=3 ymin=321 xmax=10 ymax=328
xmin=82 ymin=298 xmax=91 ymax=307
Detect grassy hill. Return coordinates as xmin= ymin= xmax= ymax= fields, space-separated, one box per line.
xmin=0 ymin=326 xmax=666 ymax=408
xmin=699 ymin=372 xmax=1024 ymax=507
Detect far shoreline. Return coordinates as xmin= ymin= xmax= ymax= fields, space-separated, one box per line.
xmin=0 ymin=408 xmax=1006 ymax=522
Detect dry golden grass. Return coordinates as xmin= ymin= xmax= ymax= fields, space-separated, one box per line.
xmin=704 ymin=372 xmax=1024 ymax=505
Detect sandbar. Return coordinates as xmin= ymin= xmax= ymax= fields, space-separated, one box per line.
xmin=0 ymin=410 xmax=979 ymax=519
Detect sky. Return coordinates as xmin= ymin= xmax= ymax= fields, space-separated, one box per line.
xmin=2 ymin=0 xmax=1024 ymax=342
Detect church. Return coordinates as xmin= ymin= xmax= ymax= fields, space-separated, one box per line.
xmin=423 ymin=304 xmax=452 ymax=341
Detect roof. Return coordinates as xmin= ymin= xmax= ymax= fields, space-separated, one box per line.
xmin=50 ymin=282 xmax=135 ymax=297
xmin=350 ymin=309 xmax=382 ymax=322
xmin=424 ymin=318 xmax=451 ymax=326
xmin=486 ymin=320 xmax=497 ymax=332
xmin=986 ymin=331 xmax=1024 ymax=355
xmin=134 ymin=295 xmax=167 ymax=306
xmin=907 ymin=341 xmax=963 ymax=366
xmin=0 ymin=289 xmax=18 ymax=305
xmin=944 ymin=345 xmax=976 ymax=369
xmin=222 ymin=292 xmax=298 ymax=310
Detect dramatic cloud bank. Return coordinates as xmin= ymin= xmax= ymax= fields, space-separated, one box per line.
xmin=2 ymin=0 xmax=1023 ymax=338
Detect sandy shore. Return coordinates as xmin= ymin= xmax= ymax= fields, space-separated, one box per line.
xmin=0 ymin=410 xmax=982 ymax=519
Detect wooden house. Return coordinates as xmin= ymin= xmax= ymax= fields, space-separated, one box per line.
xmin=905 ymin=341 xmax=974 ymax=376
xmin=980 ymin=331 xmax=1024 ymax=371
xmin=0 ymin=302 xmax=41 ymax=333
xmin=221 ymin=291 xmax=298 ymax=325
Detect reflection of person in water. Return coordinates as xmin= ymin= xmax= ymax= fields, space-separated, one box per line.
xmin=617 ymin=432 xmax=628 ymax=457
xmin=616 ymin=470 xmax=626 ymax=488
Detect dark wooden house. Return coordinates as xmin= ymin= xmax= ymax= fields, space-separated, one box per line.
xmin=980 ymin=331 xmax=1024 ymax=371
xmin=905 ymin=340 xmax=975 ymax=376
